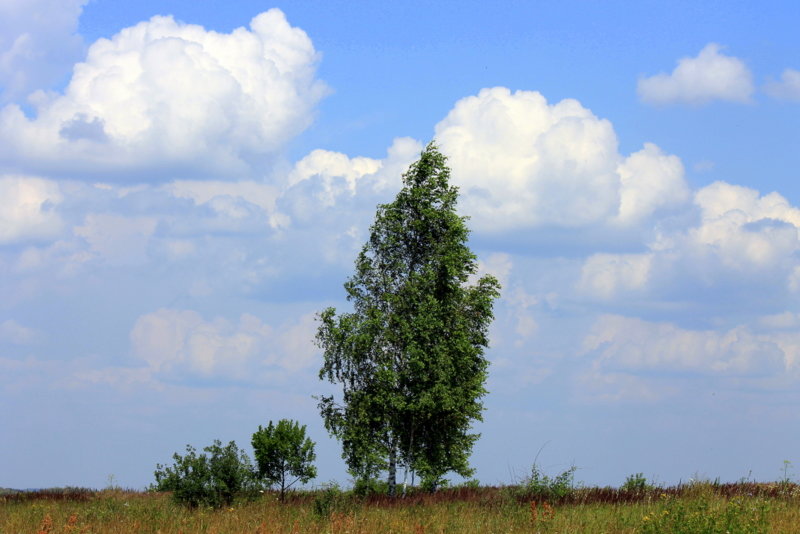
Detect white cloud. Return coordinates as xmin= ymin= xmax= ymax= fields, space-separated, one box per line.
xmin=577 ymin=181 xmax=800 ymax=300
xmin=433 ymin=87 xmax=690 ymax=232
xmin=583 ymin=314 xmax=789 ymax=376
xmin=130 ymin=308 xmax=317 ymax=381
xmin=638 ymin=43 xmax=754 ymax=105
xmin=0 ymin=9 xmax=327 ymax=180
xmin=286 ymin=136 xmax=420 ymax=202
xmin=288 ymin=150 xmax=382 ymax=196
xmin=0 ymin=175 xmax=63 ymax=244
xmin=689 ymin=182 xmax=800 ymax=272
xmin=615 ymin=143 xmax=689 ymax=224
xmin=278 ymin=136 xmax=420 ymax=232
xmin=0 ymin=0 xmax=86 ymax=102
xmin=764 ymin=68 xmax=800 ymax=101
xmin=436 ymin=87 xmax=620 ymax=230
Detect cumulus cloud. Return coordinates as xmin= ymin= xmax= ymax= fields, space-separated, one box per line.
xmin=688 ymin=182 xmax=800 ymax=273
xmin=583 ymin=315 xmax=789 ymax=376
xmin=576 ymin=181 xmax=800 ymax=301
xmin=433 ymin=87 xmax=690 ymax=233
xmin=0 ymin=0 xmax=86 ymax=102
xmin=764 ymin=68 xmax=800 ymax=101
xmin=436 ymin=87 xmax=620 ymax=230
xmin=615 ymin=143 xmax=689 ymax=225
xmin=130 ymin=309 xmax=317 ymax=382
xmin=0 ymin=175 xmax=63 ymax=244
xmin=638 ymin=43 xmax=754 ymax=105
xmin=0 ymin=9 xmax=327 ymax=180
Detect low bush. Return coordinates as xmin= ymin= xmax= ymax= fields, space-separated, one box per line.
xmin=313 ymin=482 xmax=345 ymax=517
xmin=622 ymin=472 xmax=652 ymax=492
xmin=511 ymin=463 xmax=577 ymax=503
xmin=152 ymin=439 xmax=259 ymax=509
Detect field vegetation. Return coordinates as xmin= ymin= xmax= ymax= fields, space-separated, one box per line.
xmin=3 ymin=479 xmax=800 ymax=533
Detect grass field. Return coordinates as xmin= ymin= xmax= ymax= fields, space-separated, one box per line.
xmin=2 ymin=482 xmax=800 ymax=533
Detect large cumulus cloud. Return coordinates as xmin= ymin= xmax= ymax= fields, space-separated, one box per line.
xmin=433 ymin=87 xmax=690 ymax=233
xmin=0 ymin=9 xmax=327 ymax=180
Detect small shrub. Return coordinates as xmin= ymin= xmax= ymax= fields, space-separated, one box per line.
xmin=152 ymin=440 xmax=258 ymax=509
xmin=515 ymin=464 xmax=577 ymax=502
xmin=622 ymin=472 xmax=651 ymax=492
xmin=351 ymin=477 xmax=388 ymax=497
xmin=313 ymin=482 xmax=344 ymax=517
xmin=420 ymin=475 xmax=450 ymax=493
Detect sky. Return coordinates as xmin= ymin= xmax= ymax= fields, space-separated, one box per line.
xmin=2 ymin=0 xmax=800 ymax=490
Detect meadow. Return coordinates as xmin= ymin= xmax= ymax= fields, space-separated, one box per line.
xmin=3 ymin=481 xmax=800 ymax=534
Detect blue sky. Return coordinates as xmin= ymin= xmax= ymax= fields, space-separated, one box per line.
xmin=2 ymin=0 xmax=800 ymax=490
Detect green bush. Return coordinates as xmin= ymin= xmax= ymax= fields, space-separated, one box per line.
xmin=514 ymin=463 xmax=577 ymax=502
xmin=313 ymin=482 xmax=344 ymax=517
xmin=152 ymin=440 xmax=258 ymax=508
xmin=622 ymin=472 xmax=652 ymax=492
xmin=351 ymin=477 xmax=389 ymax=496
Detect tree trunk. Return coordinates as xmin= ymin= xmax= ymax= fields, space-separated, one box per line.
xmin=387 ymin=442 xmax=397 ymax=496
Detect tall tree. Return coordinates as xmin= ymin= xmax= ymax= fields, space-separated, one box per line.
xmin=317 ymin=142 xmax=500 ymax=495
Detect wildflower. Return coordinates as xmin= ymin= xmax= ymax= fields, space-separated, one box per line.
xmin=38 ymin=514 xmax=53 ymax=534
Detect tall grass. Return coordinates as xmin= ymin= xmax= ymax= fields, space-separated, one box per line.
xmin=2 ymin=482 xmax=800 ymax=533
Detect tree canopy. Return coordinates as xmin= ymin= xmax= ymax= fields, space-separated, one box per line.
xmin=252 ymin=419 xmax=317 ymax=501
xmin=316 ymin=142 xmax=500 ymax=494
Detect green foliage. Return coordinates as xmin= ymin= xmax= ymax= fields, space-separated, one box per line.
xmin=317 ymin=142 xmax=501 ymax=495
xmin=455 ymin=478 xmax=482 ymax=489
xmin=152 ymin=440 xmax=257 ymax=509
xmin=622 ymin=472 xmax=652 ymax=492
xmin=351 ymin=477 xmax=389 ymax=497
xmin=312 ymin=482 xmax=345 ymax=517
xmin=517 ymin=464 xmax=577 ymax=502
xmin=639 ymin=494 xmax=769 ymax=534
xmin=420 ymin=473 xmax=450 ymax=493
xmin=251 ymin=419 xmax=317 ymax=501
